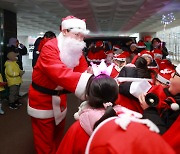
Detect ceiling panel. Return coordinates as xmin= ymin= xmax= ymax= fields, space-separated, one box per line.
xmin=0 ymin=0 xmax=179 ymax=37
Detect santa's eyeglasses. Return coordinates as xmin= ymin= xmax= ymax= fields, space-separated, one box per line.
xmin=173 ymin=72 xmax=180 ymax=78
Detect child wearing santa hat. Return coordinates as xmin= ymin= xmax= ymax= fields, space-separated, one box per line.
xmin=138 ymin=64 xmax=180 ymax=153
xmin=132 ymin=50 xmax=159 ymax=73
xmin=136 ymin=40 xmax=146 ymax=52
xmin=155 ymin=68 xmax=175 ymax=88
xmin=112 ymin=44 xmax=123 ymax=55
xmin=110 ymin=53 xmax=128 ymax=78
xmin=86 ymin=41 xmax=106 ymax=64
xmin=105 ymin=50 xmax=114 ymax=66
xmin=150 ymin=38 xmax=168 ymax=59
xmin=152 ymin=49 xmax=163 ymax=60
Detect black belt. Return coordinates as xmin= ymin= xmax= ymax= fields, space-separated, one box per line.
xmin=32 ymin=82 xmax=70 ymax=96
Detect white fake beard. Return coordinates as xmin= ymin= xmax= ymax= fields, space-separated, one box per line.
xmin=60 ymin=37 xmax=86 ymax=68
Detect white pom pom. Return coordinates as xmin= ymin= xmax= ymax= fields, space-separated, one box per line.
xmin=74 ymin=112 xmax=79 ymax=120
xmin=36 ymin=51 xmax=40 ymax=54
xmin=171 ymin=103 xmax=180 ymax=111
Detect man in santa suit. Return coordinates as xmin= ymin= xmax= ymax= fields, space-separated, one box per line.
xmin=28 ymin=15 xmax=92 ymax=154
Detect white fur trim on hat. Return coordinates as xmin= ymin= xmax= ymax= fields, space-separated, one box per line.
xmin=137 ymin=45 xmax=146 ymax=48
xmin=69 ymin=27 xmax=90 ymax=35
xmin=176 ymin=64 xmax=180 ymax=75
xmin=114 ymin=57 xmax=126 ymax=61
xmin=154 ymin=53 xmax=162 ymax=59
xmin=130 ymin=43 xmax=137 ymax=47
xmin=156 ymin=74 xmax=170 ymax=85
xmin=141 ymin=54 xmax=153 ymax=60
xmin=114 ymin=46 xmax=120 ymax=50
xmin=62 ymin=18 xmax=86 ymax=31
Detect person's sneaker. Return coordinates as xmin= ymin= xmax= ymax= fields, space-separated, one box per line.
xmin=0 ymin=108 xmax=4 ymax=115
xmin=15 ymin=101 xmax=23 ymax=107
xmin=9 ymin=103 xmax=18 ymax=109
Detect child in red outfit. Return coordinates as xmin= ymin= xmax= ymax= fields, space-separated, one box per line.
xmin=0 ymin=73 xmax=6 ymax=114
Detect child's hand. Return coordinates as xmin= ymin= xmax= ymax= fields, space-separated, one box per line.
xmin=19 ymin=70 xmax=25 ymax=77
xmin=138 ymin=93 xmax=150 ymax=110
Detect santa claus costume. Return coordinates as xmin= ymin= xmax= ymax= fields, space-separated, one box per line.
xmin=28 ymin=16 xmax=92 ymax=154
xmin=142 ymin=64 xmax=180 ymax=153
xmin=86 ymin=41 xmax=106 ymax=64
xmin=85 ymin=117 xmax=175 ymax=154
xmin=110 ymin=53 xmax=128 ymax=78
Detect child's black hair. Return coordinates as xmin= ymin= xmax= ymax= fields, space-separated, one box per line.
xmin=93 ymin=106 xmax=117 ymax=130
xmin=135 ymin=57 xmax=152 ymax=78
xmin=85 ymin=74 xmax=119 ymax=129
xmin=85 ymin=74 xmax=119 ymax=108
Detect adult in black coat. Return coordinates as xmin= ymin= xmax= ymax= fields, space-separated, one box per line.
xmin=32 ymin=37 xmax=42 ymax=68
xmin=7 ymin=38 xmax=27 ymax=70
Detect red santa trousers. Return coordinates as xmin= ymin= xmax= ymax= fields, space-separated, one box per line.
xmin=31 ymin=117 xmax=65 ymax=154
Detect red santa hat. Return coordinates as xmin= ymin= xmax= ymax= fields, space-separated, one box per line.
xmin=61 ymin=15 xmax=89 ymax=34
xmin=95 ymin=41 xmax=103 ymax=47
xmin=156 ymin=68 xmax=175 ymax=85
xmin=152 ymin=49 xmax=163 ymax=59
xmin=139 ymin=50 xmax=154 ymax=61
xmin=137 ymin=41 xmax=146 ymax=48
xmin=113 ymin=45 xmax=121 ymax=50
xmin=144 ymin=35 xmax=152 ymax=42
xmin=105 ymin=50 xmax=114 ymax=55
xmin=113 ymin=53 xmax=126 ymax=61
xmin=156 ymin=59 xmax=175 ymax=71
xmin=130 ymin=43 xmax=137 ymax=48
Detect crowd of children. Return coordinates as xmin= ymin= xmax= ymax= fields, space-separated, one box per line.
xmin=56 ymin=36 xmax=180 ymax=154
xmin=1 ymin=32 xmax=179 ymax=153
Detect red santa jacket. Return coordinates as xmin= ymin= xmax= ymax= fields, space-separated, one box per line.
xmin=28 ymin=34 xmax=92 ymax=125
xmin=86 ymin=117 xmax=175 ymax=154
xmin=56 ymin=121 xmax=89 ymax=154
xmin=163 ymin=115 xmax=180 ymax=154
xmin=87 ymin=48 xmax=106 ymax=63
xmin=116 ymin=94 xmax=143 ymax=114
xmin=110 ymin=64 xmax=121 ymax=78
